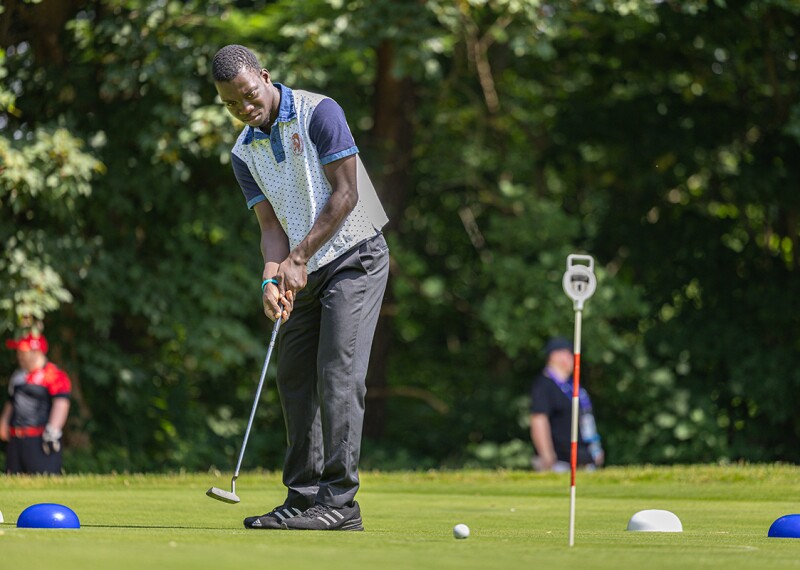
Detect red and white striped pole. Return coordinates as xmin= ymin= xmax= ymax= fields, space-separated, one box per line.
xmin=568 ymin=307 xmax=582 ymax=547
xmin=562 ymin=254 xmax=597 ymax=548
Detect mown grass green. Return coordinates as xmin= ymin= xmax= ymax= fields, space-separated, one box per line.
xmin=1 ymin=464 xmax=798 ymax=569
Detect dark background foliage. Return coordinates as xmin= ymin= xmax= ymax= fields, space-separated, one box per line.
xmin=1 ymin=0 xmax=798 ymax=472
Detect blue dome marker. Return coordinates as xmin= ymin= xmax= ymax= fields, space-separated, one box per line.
xmin=768 ymin=514 xmax=800 ymax=538
xmin=16 ymin=503 xmax=80 ymax=529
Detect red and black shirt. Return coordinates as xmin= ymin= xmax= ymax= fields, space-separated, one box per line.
xmin=7 ymin=362 xmax=72 ymax=431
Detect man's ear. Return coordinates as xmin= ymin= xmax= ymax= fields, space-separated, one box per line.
xmin=261 ymin=68 xmax=271 ymax=83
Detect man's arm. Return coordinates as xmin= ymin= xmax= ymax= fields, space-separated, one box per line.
xmin=530 ymin=413 xmax=557 ymax=470
xmin=41 ymin=397 xmax=70 ymax=455
xmin=0 ymin=402 xmax=11 ymax=441
xmin=254 ymin=200 xmax=292 ymax=322
xmin=48 ymin=397 xmax=70 ymax=431
xmin=277 ymin=154 xmax=358 ymax=295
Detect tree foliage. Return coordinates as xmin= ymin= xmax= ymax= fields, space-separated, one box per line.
xmin=0 ymin=0 xmax=798 ymax=472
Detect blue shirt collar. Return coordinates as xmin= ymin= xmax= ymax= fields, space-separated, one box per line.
xmin=274 ymin=83 xmax=295 ymax=123
xmin=243 ymin=83 xmax=295 ymax=145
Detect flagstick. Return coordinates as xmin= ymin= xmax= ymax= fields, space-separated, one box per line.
xmin=568 ymin=308 xmax=582 ymax=547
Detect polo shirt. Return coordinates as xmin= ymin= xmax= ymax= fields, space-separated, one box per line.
xmin=230 ymin=83 xmax=388 ymax=273
xmin=8 ymin=362 xmax=72 ymax=429
xmin=530 ymin=371 xmax=593 ymax=465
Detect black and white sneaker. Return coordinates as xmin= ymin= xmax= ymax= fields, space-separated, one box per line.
xmin=244 ymin=504 xmax=306 ymax=530
xmin=280 ymin=502 xmax=364 ymax=531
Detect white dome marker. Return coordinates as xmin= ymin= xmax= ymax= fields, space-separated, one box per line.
xmin=627 ymin=509 xmax=683 ymax=532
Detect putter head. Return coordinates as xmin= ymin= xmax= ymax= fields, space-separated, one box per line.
xmin=206 ymin=486 xmax=240 ymax=504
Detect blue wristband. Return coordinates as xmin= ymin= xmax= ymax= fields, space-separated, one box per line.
xmin=261 ymin=278 xmax=278 ymax=293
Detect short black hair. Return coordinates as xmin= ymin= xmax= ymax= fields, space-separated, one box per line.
xmin=212 ymin=45 xmax=261 ymax=82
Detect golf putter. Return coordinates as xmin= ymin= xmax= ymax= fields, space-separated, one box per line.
xmin=207 ymin=313 xmax=283 ymax=504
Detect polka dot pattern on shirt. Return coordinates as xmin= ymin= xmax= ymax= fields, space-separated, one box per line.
xmin=231 ymin=89 xmax=388 ymax=272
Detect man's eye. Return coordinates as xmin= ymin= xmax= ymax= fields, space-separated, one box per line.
xmin=247 ymin=91 xmax=256 ymax=98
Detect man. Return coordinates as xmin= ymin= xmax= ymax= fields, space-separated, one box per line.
xmin=529 ymin=337 xmax=604 ymax=472
xmin=212 ymin=45 xmax=389 ymax=531
xmin=1 ymin=333 xmax=71 ymax=474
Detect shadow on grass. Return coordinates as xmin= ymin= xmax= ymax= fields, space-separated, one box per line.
xmin=80 ymin=524 xmax=236 ymax=530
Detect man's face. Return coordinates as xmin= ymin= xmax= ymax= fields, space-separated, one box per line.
xmin=550 ymin=348 xmax=574 ymax=374
xmin=215 ymin=67 xmax=275 ymax=129
xmin=16 ymin=349 xmax=40 ymax=371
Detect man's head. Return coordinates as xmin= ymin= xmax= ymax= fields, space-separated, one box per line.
xmin=212 ymin=44 xmax=278 ymax=130
xmin=544 ymin=336 xmax=574 ymax=375
xmin=5 ymin=333 xmax=48 ymax=371
xmin=212 ymin=44 xmax=261 ymax=82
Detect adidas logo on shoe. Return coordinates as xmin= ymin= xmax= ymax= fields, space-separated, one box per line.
xmin=244 ymin=505 xmax=306 ymax=530
xmin=280 ymin=502 xmax=364 ymax=531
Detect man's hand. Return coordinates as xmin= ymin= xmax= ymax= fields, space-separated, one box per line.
xmin=42 ymin=424 xmax=62 ymax=455
xmin=279 ymin=255 xmax=308 ymax=295
xmin=263 ymin=283 xmax=294 ymax=322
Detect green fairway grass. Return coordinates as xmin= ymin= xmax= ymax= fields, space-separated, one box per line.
xmin=1 ymin=464 xmax=798 ymax=569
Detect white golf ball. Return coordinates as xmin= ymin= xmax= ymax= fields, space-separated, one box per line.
xmin=453 ymin=523 xmax=470 ymax=539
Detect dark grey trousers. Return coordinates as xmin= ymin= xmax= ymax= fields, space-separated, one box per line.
xmin=6 ymin=436 xmax=62 ymax=475
xmin=277 ymin=233 xmax=389 ymax=508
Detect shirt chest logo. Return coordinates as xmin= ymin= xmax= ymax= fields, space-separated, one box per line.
xmin=290 ymin=133 xmax=304 ymax=155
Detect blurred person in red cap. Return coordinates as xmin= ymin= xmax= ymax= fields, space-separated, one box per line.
xmin=0 ymin=332 xmax=72 ymax=474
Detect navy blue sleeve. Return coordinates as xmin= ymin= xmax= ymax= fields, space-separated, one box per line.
xmin=308 ymin=98 xmax=358 ymax=165
xmin=530 ymin=377 xmax=553 ymax=415
xmin=232 ymin=154 xmax=267 ymax=210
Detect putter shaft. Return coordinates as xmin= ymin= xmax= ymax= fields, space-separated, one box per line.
xmin=207 ymin=315 xmax=282 ymax=504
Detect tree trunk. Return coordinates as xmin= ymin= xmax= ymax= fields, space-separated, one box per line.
xmin=363 ymin=39 xmax=415 ymax=440
xmin=0 ymin=0 xmax=85 ymax=64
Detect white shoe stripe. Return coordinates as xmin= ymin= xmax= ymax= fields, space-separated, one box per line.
xmin=332 ymin=510 xmax=344 ymax=520
xmin=292 ymin=508 xmax=302 ymax=515
xmin=323 ymin=513 xmax=337 ymax=523
xmin=317 ymin=517 xmax=331 ymax=526
xmin=274 ymin=512 xmax=286 ymax=521
xmin=282 ymin=509 xmax=294 ymax=518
